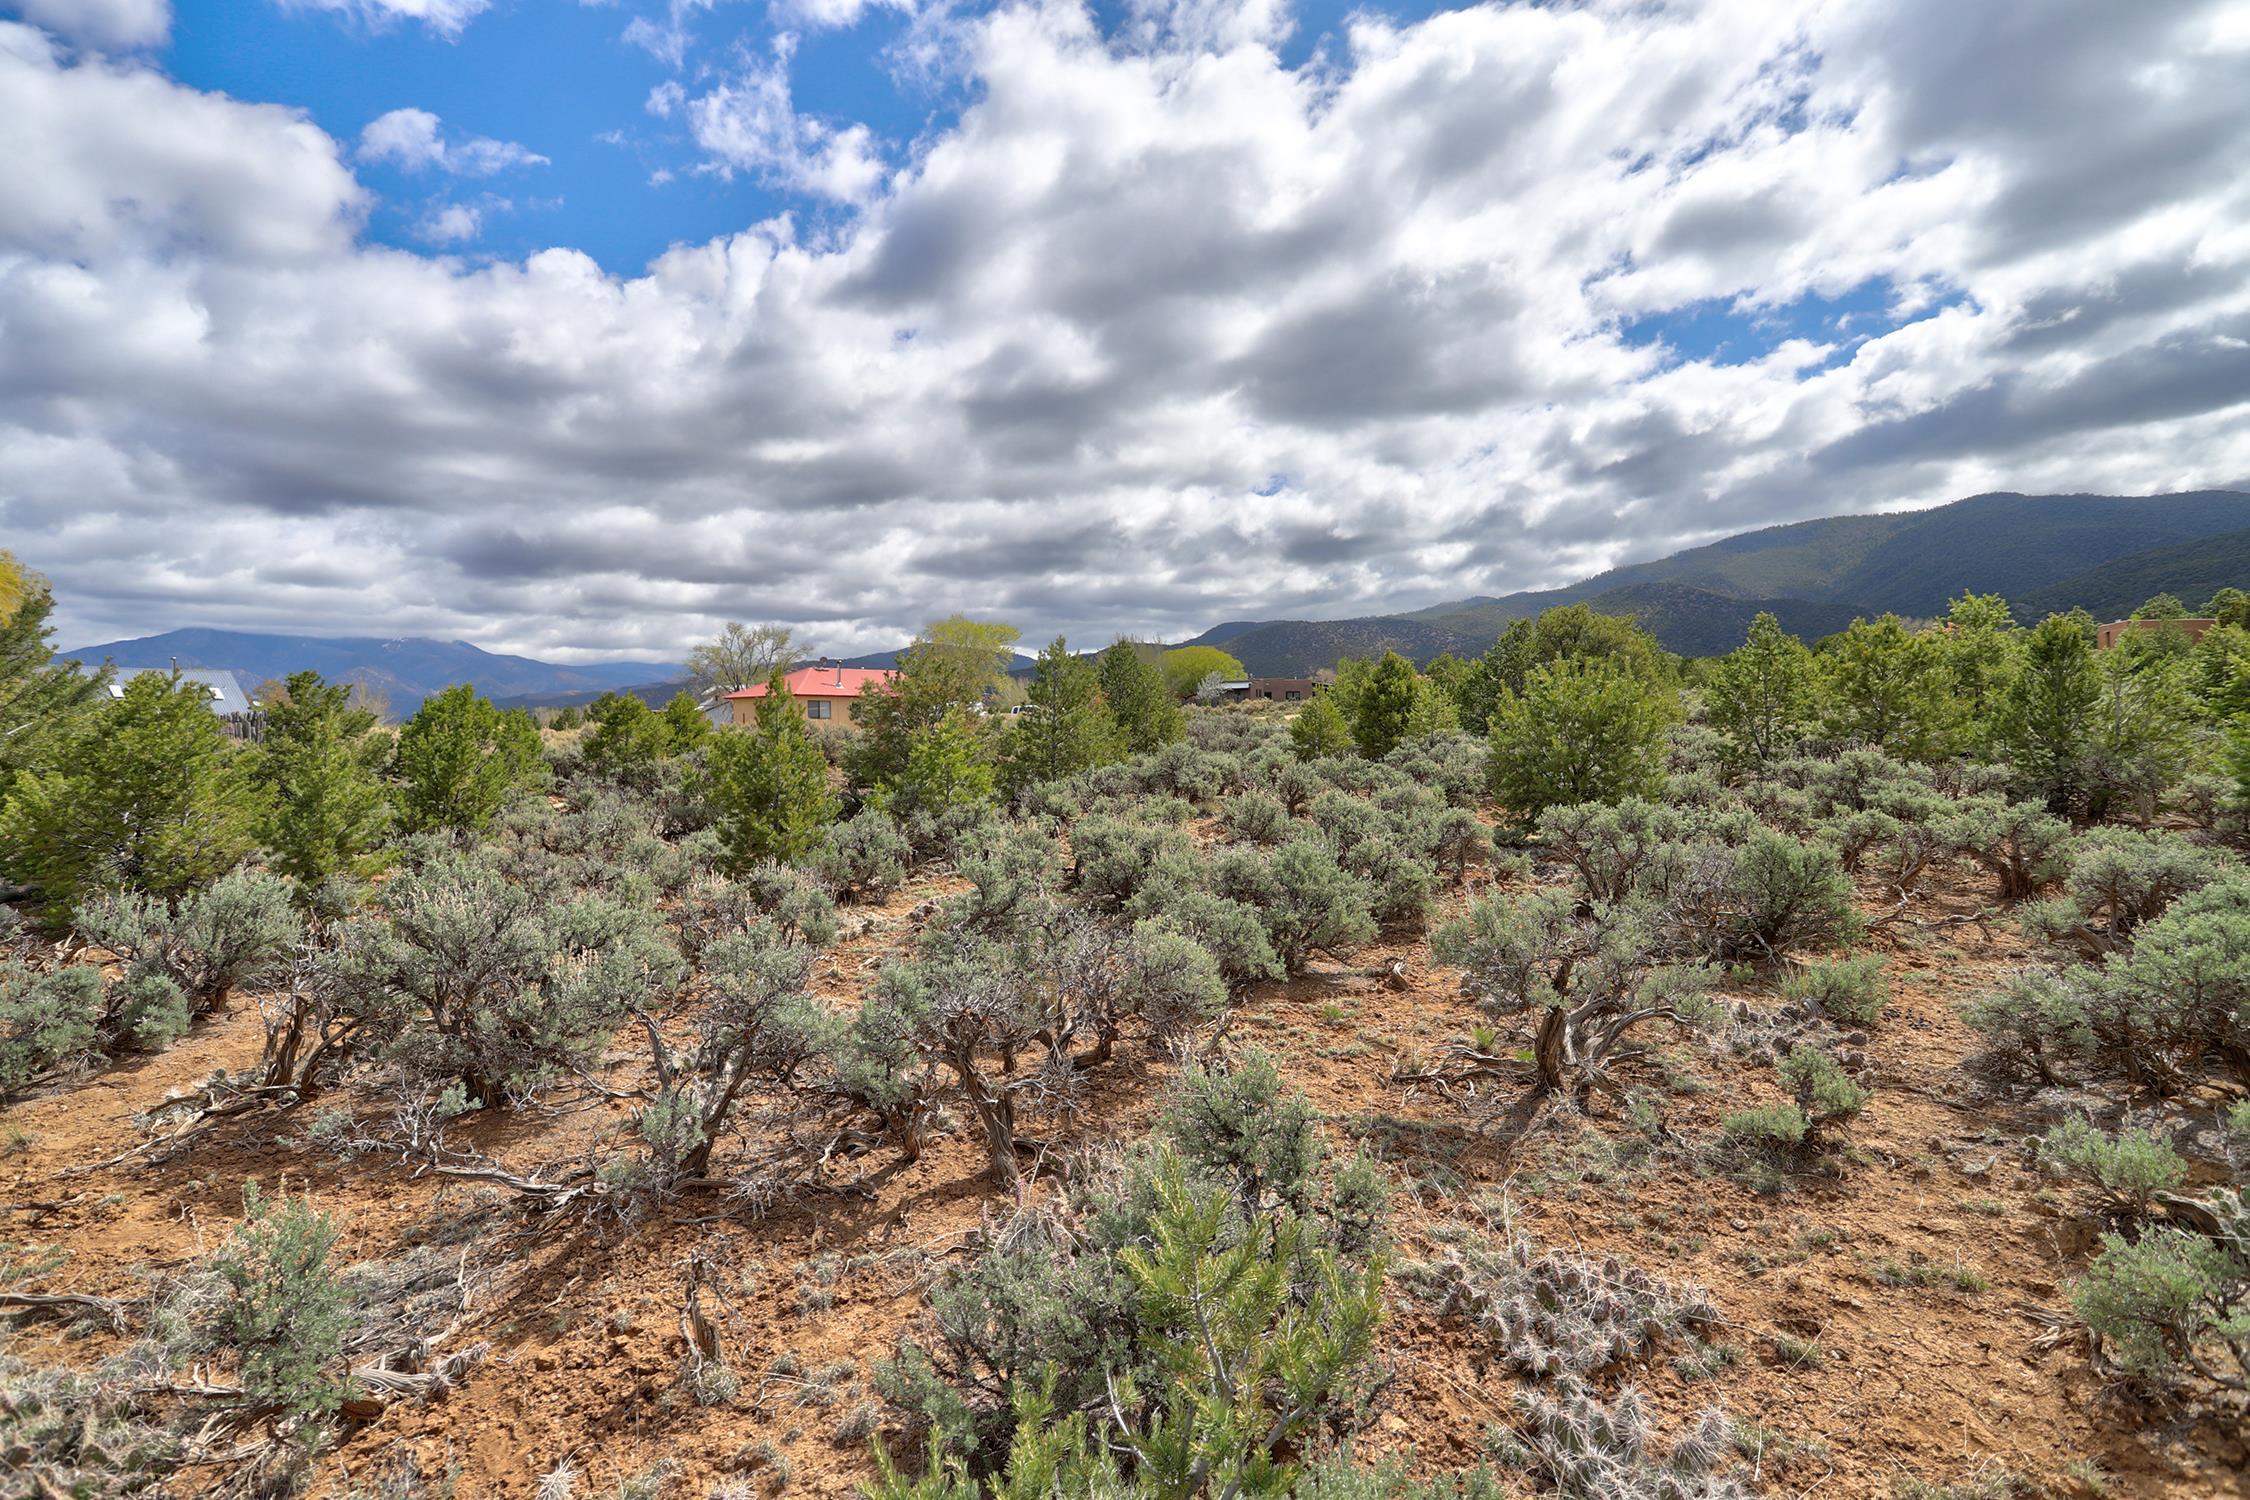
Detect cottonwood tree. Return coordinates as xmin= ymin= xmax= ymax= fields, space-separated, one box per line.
xmin=851 ymin=616 xmax=1021 ymax=789
xmin=686 ymin=621 xmax=799 ymax=698
xmin=392 ymin=684 xmax=544 ymax=833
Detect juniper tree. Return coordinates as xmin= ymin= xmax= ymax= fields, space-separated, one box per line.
xmin=1485 ymin=658 xmax=1675 ymax=819
xmin=706 ymin=672 xmax=840 ymax=871
xmin=1004 ymin=638 xmax=1124 ymax=795
xmin=0 ymin=568 xmax=108 ymax=795
xmin=0 ymin=671 xmax=264 ymax=921
xmin=1816 ymin=615 xmax=1954 ymax=760
xmin=256 ymin=670 xmax=391 ymax=890
xmin=393 ymin=684 xmax=544 ymax=833
xmin=1097 ymin=640 xmax=1185 ymax=754
xmin=1288 ymin=693 xmax=1354 ymax=760
xmin=1350 ymin=651 xmax=1421 ymax=761
xmin=1705 ymin=612 xmax=1815 ymax=767
xmin=581 ymin=692 xmax=672 ymax=785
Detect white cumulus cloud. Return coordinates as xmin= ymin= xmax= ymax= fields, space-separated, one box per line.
xmin=0 ymin=0 xmax=2246 ymax=661
xmin=7 ymin=0 xmax=170 ymax=49
xmin=358 ymin=107 xmax=548 ymax=174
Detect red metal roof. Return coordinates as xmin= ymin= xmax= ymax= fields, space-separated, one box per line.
xmin=725 ymin=666 xmax=897 ymax=700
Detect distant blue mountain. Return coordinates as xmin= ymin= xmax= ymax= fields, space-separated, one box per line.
xmin=64 ymin=629 xmax=680 ymax=716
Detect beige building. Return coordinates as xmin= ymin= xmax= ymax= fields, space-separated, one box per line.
xmin=725 ymin=665 xmax=897 ymax=727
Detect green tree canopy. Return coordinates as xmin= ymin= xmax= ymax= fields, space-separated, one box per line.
xmin=708 ymin=673 xmax=840 ymax=871
xmin=0 ymin=562 xmax=109 ymax=794
xmin=1485 ymin=657 xmax=1677 ymax=818
xmin=850 ymin=616 xmax=1021 ymax=790
xmin=0 ymin=671 xmax=263 ymax=919
xmin=1287 ymin=693 xmax=1353 ymax=760
xmin=1995 ymin=614 xmax=2101 ymax=813
xmin=1459 ymin=604 xmax=1670 ymax=733
xmin=1348 ymin=650 xmax=1420 ymax=761
xmin=2132 ymin=593 xmax=2187 ymax=621
xmin=1095 ymin=640 xmax=1184 ymax=753
xmin=580 ymin=691 xmax=671 ymax=783
xmin=392 ymin=684 xmax=545 ymax=833
xmin=1004 ymin=638 xmax=1124 ymax=795
xmin=660 ymin=691 xmax=714 ymax=753
xmin=256 ymin=670 xmax=391 ymax=890
xmin=1160 ymin=645 xmax=1245 ymax=702
xmin=1706 ymin=611 xmax=1816 ymax=766
xmin=1816 ymin=615 xmax=1955 ymax=759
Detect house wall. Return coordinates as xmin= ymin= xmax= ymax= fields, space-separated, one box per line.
xmin=1240 ymin=677 xmax=1317 ymax=702
xmin=729 ymin=693 xmax=862 ymax=728
xmin=2095 ymin=618 xmax=2216 ymax=649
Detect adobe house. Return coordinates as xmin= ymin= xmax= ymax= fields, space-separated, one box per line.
xmin=1216 ymin=677 xmax=1318 ymax=703
xmin=2095 ymin=618 xmax=2217 ymax=649
xmin=724 ymin=664 xmax=897 ymax=727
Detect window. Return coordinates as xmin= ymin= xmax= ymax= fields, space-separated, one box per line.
xmin=1285 ymin=690 xmax=1301 ymax=701
xmin=806 ymin=700 xmax=832 ymax=720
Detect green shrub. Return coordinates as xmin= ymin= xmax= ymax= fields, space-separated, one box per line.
xmin=109 ymin=969 xmax=190 ymax=1051
xmin=1721 ymin=1103 xmax=1808 ymax=1149
xmin=1486 ymin=658 xmax=1676 ymax=819
xmin=1157 ymin=1051 xmax=1323 ymax=1214
xmin=0 ymin=671 xmax=265 ymax=920
xmin=1217 ymin=789 xmax=1290 ymax=845
xmin=1537 ymin=799 xmax=1686 ymax=904
xmin=1669 ymin=828 xmax=1856 ymax=963
xmin=1936 ymin=796 xmax=2071 ymax=903
xmin=1782 ymin=955 xmax=1887 ymax=1025
xmin=2072 ymin=1214 xmax=2248 ymax=1390
xmin=77 ymin=870 xmax=300 ymax=1013
xmin=812 ymin=808 xmax=911 ymax=902
xmin=212 ymin=1182 xmax=354 ymax=1426
xmin=1210 ymin=835 xmax=1377 ymax=974
xmin=0 ymin=960 xmax=100 ymax=1099
xmin=1779 ymin=1045 xmax=1868 ymax=1126
xmin=1962 ymin=969 xmax=2094 ymax=1084
xmin=2040 ymin=1119 xmax=2187 ymax=1212
xmin=394 ymin=683 xmax=545 ymax=834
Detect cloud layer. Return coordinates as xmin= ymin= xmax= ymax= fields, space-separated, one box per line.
xmin=2 ymin=0 xmax=2248 ymax=661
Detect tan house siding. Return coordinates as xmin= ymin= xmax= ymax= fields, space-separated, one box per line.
xmin=2095 ymin=617 xmax=2215 ymax=649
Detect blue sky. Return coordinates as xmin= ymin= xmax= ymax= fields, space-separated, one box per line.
xmin=3 ymin=0 xmax=2246 ymax=658
xmin=160 ymin=0 xmax=1458 ymax=275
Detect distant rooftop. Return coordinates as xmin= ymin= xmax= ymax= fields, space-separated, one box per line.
xmin=94 ymin=666 xmax=257 ymax=713
xmin=725 ymin=665 xmax=898 ymax=700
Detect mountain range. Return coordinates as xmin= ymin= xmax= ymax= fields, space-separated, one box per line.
xmin=63 ymin=490 xmax=2250 ymax=708
xmin=60 ymin=629 xmax=680 ymax=715
xmin=1188 ymin=490 xmax=2250 ymax=672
